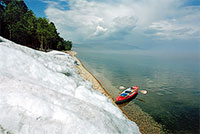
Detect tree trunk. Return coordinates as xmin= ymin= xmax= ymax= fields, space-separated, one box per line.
xmin=9 ymin=30 xmax=12 ymax=40
xmin=44 ymin=41 xmax=47 ymax=52
xmin=0 ymin=20 xmax=1 ymax=36
xmin=40 ymin=35 xmax=43 ymax=50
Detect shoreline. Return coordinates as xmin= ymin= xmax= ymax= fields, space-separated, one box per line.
xmin=66 ymin=50 xmax=164 ymax=134
xmin=66 ymin=51 xmax=120 ymax=107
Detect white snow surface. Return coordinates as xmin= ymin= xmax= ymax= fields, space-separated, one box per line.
xmin=0 ymin=37 xmax=140 ymax=134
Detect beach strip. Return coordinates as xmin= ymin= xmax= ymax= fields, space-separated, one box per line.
xmin=66 ymin=51 xmax=121 ymax=108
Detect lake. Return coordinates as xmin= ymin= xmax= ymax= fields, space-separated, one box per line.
xmin=75 ymin=44 xmax=200 ymax=134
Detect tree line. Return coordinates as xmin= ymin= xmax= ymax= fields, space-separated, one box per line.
xmin=0 ymin=0 xmax=72 ymax=51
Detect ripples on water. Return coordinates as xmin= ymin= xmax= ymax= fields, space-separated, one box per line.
xmin=76 ymin=49 xmax=200 ymax=134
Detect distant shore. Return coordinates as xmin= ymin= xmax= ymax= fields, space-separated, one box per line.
xmin=66 ymin=50 xmax=164 ymax=134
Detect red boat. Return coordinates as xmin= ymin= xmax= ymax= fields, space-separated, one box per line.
xmin=115 ymin=86 xmax=138 ymax=104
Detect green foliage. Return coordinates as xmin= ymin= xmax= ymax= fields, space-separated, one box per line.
xmin=64 ymin=40 xmax=72 ymax=50
xmin=0 ymin=0 xmax=72 ymax=51
xmin=36 ymin=17 xmax=49 ymax=50
xmin=46 ymin=22 xmax=59 ymax=50
xmin=0 ymin=0 xmax=6 ymax=35
xmin=57 ymin=41 xmax=64 ymax=50
xmin=22 ymin=10 xmax=38 ymax=48
xmin=56 ymin=38 xmax=72 ymax=51
xmin=2 ymin=1 xmax=25 ymax=39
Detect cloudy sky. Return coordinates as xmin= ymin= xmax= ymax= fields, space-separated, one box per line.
xmin=25 ymin=0 xmax=200 ymax=49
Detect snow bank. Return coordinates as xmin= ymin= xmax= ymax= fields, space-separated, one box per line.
xmin=0 ymin=37 xmax=140 ymax=134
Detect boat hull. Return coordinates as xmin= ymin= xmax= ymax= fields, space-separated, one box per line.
xmin=115 ymin=86 xmax=138 ymax=104
xmin=115 ymin=93 xmax=138 ymax=104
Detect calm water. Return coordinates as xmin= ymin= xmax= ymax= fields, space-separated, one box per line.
xmin=75 ymin=46 xmax=200 ymax=134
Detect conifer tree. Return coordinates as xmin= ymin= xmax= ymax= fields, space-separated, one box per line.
xmin=22 ymin=10 xmax=38 ymax=48
xmin=36 ymin=17 xmax=49 ymax=50
xmin=2 ymin=1 xmax=25 ymax=40
xmin=0 ymin=0 xmax=72 ymax=51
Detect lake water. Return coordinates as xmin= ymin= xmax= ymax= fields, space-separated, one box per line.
xmin=75 ymin=45 xmax=200 ymax=134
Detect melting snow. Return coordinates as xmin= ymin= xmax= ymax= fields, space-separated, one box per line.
xmin=0 ymin=37 xmax=140 ymax=134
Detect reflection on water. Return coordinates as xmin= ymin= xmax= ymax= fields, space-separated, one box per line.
xmin=76 ymin=48 xmax=200 ymax=134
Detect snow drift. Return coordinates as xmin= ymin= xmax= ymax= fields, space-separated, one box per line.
xmin=0 ymin=37 xmax=140 ymax=134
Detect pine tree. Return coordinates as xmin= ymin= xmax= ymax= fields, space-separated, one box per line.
xmin=22 ymin=10 xmax=38 ymax=48
xmin=0 ymin=4 xmax=3 ymax=35
xmin=2 ymin=1 xmax=25 ymax=40
xmin=36 ymin=17 xmax=50 ymax=51
xmin=0 ymin=0 xmax=72 ymax=51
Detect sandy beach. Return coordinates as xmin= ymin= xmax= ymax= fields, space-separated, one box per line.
xmin=66 ymin=51 xmax=117 ymax=103
xmin=66 ymin=50 xmax=164 ymax=134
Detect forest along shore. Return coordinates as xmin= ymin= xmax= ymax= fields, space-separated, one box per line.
xmin=66 ymin=50 xmax=164 ymax=134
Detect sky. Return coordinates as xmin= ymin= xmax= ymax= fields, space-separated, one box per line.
xmin=25 ymin=0 xmax=200 ymax=50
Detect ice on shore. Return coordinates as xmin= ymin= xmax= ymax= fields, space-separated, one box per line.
xmin=0 ymin=36 xmax=140 ymax=134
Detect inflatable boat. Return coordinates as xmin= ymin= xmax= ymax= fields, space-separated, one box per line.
xmin=115 ymin=86 xmax=138 ymax=104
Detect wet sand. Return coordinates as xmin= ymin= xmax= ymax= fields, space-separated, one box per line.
xmin=66 ymin=50 xmax=164 ymax=134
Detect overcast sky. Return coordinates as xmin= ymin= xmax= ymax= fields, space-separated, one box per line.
xmin=25 ymin=0 xmax=200 ymax=49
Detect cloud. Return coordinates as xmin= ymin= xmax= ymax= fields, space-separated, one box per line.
xmin=93 ymin=26 xmax=107 ymax=36
xmin=44 ymin=0 xmax=200 ymax=44
xmin=147 ymin=6 xmax=200 ymax=40
xmin=44 ymin=0 xmax=139 ymax=43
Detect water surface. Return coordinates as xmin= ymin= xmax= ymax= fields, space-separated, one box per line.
xmin=75 ymin=45 xmax=200 ymax=134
